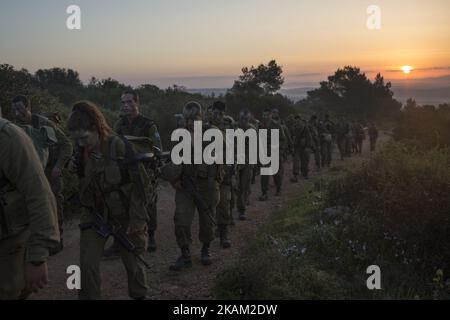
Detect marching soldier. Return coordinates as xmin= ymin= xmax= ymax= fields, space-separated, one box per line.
xmin=103 ymin=90 xmax=162 ymax=256
xmin=0 ymin=118 xmax=59 ymax=299
xmin=67 ymin=101 xmax=150 ymax=300
xmin=11 ymin=95 xmax=72 ymax=255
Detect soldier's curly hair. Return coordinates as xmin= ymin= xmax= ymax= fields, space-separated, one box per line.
xmin=67 ymin=100 xmax=113 ymax=142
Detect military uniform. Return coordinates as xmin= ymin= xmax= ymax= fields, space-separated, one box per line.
xmin=291 ymin=119 xmax=313 ymax=180
xmin=309 ymin=120 xmax=321 ymax=170
xmin=236 ymin=122 xmax=256 ymax=218
xmin=320 ymin=119 xmax=335 ymax=167
xmin=214 ymin=116 xmax=235 ymax=247
xmin=354 ymin=123 xmax=366 ymax=154
xmin=173 ymin=123 xmax=222 ymax=262
xmin=77 ymin=134 xmax=149 ymax=300
xmin=368 ymin=124 xmax=379 ymax=152
xmin=16 ymin=114 xmax=72 ymax=249
xmin=259 ymin=118 xmax=286 ymax=199
xmin=336 ymin=120 xmax=349 ymax=160
xmin=114 ymin=114 xmax=161 ymax=250
xmin=0 ymin=119 xmax=59 ymax=299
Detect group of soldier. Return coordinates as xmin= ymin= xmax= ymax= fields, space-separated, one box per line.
xmin=0 ymin=91 xmax=379 ymax=300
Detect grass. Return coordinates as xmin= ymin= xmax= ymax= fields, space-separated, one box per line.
xmin=214 ymin=144 xmax=450 ymax=300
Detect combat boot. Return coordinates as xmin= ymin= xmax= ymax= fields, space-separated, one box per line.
xmin=147 ymin=230 xmax=157 ymax=253
xmin=238 ymin=209 xmax=247 ymax=221
xmin=218 ymin=225 xmax=231 ymax=249
xmin=275 ymin=187 xmax=281 ymax=197
xmin=290 ymin=175 xmax=299 ymax=183
xmin=169 ymin=247 xmax=192 ymax=271
xmin=201 ymin=243 xmax=212 ymax=266
xmin=102 ymin=240 xmax=120 ymax=259
xmin=259 ymin=193 xmax=268 ymax=201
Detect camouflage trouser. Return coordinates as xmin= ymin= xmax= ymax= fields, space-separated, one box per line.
xmin=147 ymin=195 xmax=157 ymax=232
xmin=345 ymin=136 xmax=353 ymax=155
xmin=356 ymin=138 xmax=364 ymax=154
xmin=0 ymin=228 xmax=28 ymax=299
xmin=321 ymin=141 xmax=333 ymax=167
xmin=174 ymin=179 xmax=220 ymax=249
xmin=337 ymin=138 xmax=346 ymax=160
xmin=216 ymin=183 xmax=232 ymax=225
xmin=237 ymin=165 xmax=252 ymax=211
xmin=313 ymin=145 xmax=321 ymax=169
xmin=79 ymin=212 xmax=148 ymax=300
xmin=293 ymin=146 xmax=310 ymax=178
xmin=370 ymin=138 xmax=377 ymax=152
xmin=261 ymin=158 xmax=285 ymax=194
xmin=45 ymin=172 xmax=64 ymax=237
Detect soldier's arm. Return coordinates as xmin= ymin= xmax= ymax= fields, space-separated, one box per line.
xmin=47 ymin=120 xmax=73 ymax=169
xmin=0 ymin=124 xmax=59 ymax=262
xmin=147 ymin=124 xmax=163 ymax=151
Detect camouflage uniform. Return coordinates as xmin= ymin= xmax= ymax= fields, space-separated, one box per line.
xmin=16 ymin=114 xmax=72 ymax=252
xmin=291 ymin=118 xmax=313 ymax=180
xmin=320 ymin=118 xmax=335 ymax=167
xmin=0 ymin=120 xmax=59 ymax=299
xmin=309 ymin=119 xmax=321 ymax=170
xmin=354 ymin=123 xmax=366 ymax=154
xmin=368 ymin=124 xmax=379 ymax=152
xmin=214 ymin=115 xmax=235 ymax=247
xmin=236 ymin=121 xmax=256 ymax=219
xmin=77 ymin=134 xmax=150 ymax=300
xmin=259 ymin=118 xmax=286 ymax=199
xmin=114 ymin=114 xmax=161 ymax=251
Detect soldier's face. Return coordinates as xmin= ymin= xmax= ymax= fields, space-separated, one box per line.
xmin=239 ymin=115 xmax=249 ymax=127
xmin=262 ymin=112 xmax=271 ymax=121
xmin=121 ymin=94 xmax=139 ymax=117
xmin=12 ymin=101 xmax=30 ymax=122
xmin=212 ymin=109 xmax=224 ymax=123
xmin=69 ymin=130 xmax=100 ymax=149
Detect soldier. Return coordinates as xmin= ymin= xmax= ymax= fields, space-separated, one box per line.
xmin=259 ymin=108 xmax=286 ymax=201
xmin=336 ymin=117 xmax=349 ymax=161
xmin=11 ymin=95 xmax=73 ymax=255
xmin=320 ymin=115 xmax=335 ymax=167
xmin=165 ymin=101 xmax=222 ymax=271
xmin=309 ymin=115 xmax=321 ymax=171
xmin=290 ymin=115 xmax=313 ymax=182
xmin=210 ymin=101 xmax=233 ymax=248
xmin=67 ymin=101 xmax=149 ymax=300
xmin=249 ymin=114 xmax=260 ymax=185
xmin=0 ymin=118 xmax=59 ymax=299
xmin=368 ymin=122 xmax=379 ymax=152
xmin=236 ymin=109 xmax=256 ymax=221
xmin=354 ymin=122 xmax=366 ymax=154
xmin=103 ymin=90 xmax=162 ymax=257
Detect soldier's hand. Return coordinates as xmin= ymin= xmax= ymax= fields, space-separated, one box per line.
xmin=24 ymin=262 xmax=49 ymax=293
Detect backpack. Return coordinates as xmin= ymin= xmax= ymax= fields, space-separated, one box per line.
xmin=109 ymin=135 xmax=159 ymax=202
xmin=20 ymin=114 xmax=57 ymax=168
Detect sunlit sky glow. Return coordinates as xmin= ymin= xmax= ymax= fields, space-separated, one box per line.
xmin=0 ymin=0 xmax=449 ymax=88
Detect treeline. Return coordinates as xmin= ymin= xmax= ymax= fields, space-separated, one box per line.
xmin=1 ymin=61 xmax=438 ymax=147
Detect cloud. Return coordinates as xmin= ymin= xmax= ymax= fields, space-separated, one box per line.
xmin=385 ymin=66 xmax=450 ymax=73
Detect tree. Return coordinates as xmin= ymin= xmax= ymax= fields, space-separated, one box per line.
xmin=305 ymin=66 xmax=401 ymax=119
xmin=230 ymin=60 xmax=284 ymax=96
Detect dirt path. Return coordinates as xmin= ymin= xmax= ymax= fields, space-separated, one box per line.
xmin=33 ymin=133 xmax=388 ymax=300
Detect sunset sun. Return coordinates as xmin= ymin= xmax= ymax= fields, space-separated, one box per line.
xmin=401 ymin=65 xmax=413 ymax=74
